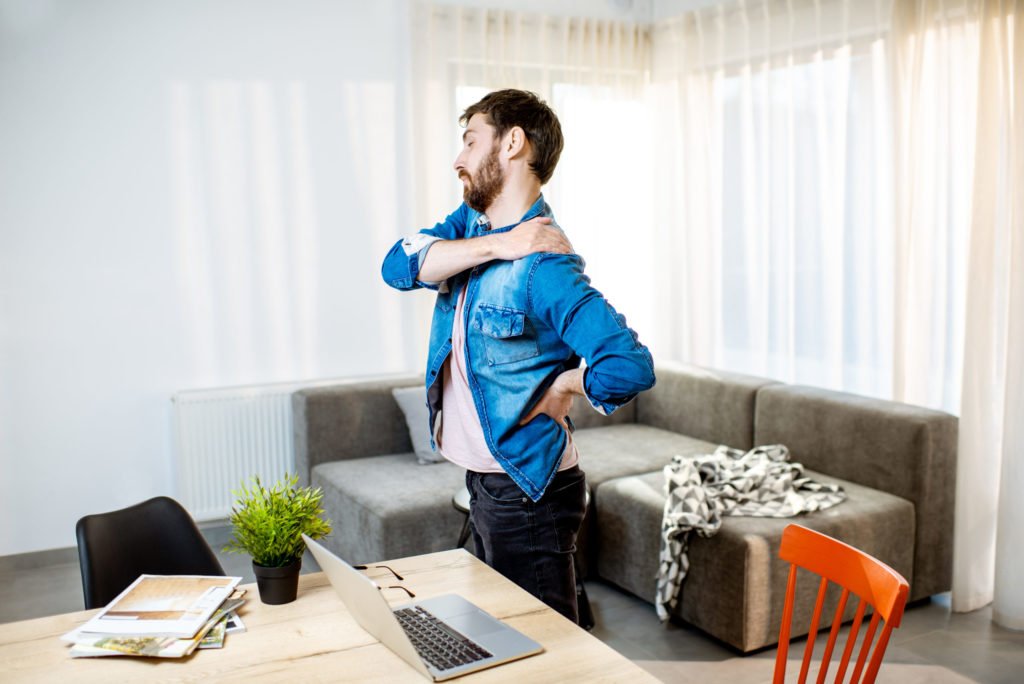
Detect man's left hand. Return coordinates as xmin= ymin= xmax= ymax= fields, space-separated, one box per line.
xmin=519 ymin=369 xmax=584 ymax=431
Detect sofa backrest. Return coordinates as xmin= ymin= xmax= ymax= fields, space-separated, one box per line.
xmin=567 ymin=392 xmax=638 ymax=429
xmin=636 ymin=363 xmax=779 ymax=450
xmin=292 ymin=374 xmax=421 ymax=486
xmin=754 ymin=384 xmax=957 ymax=599
xmin=293 ymin=372 xmax=637 ymax=485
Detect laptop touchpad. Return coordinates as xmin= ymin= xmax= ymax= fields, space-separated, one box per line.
xmin=445 ymin=611 xmax=505 ymax=637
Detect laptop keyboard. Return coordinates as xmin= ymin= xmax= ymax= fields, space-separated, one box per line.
xmin=394 ymin=606 xmax=493 ymax=672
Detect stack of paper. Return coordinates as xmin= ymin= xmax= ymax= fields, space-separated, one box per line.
xmin=61 ymin=575 xmax=247 ymax=658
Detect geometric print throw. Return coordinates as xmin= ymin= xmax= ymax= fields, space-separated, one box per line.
xmin=655 ymin=444 xmax=846 ymax=621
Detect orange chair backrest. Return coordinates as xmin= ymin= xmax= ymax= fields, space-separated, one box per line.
xmin=773 ymin=524 xmax=910 ymax=684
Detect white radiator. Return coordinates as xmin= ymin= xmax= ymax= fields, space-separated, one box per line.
xmin=172 ymin=383 xmax=299 ymax=522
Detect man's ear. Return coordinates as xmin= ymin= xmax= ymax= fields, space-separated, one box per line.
xmin=502 ymin=126 xmax=528 ymax=160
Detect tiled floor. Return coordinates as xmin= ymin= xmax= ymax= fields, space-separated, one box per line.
xmin=2 ymin=527 xmax=1022 ymax=683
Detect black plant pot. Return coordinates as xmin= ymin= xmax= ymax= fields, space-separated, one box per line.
xmin=252 ymin=557 xmax=301 ymax=605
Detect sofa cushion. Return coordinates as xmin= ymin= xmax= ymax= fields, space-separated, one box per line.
xmin=594 ymin=468 xmax=915 ymax=652
xmin=312 ymin=454 xmax=467 ymax=564
xmin=573 ymin=424 xmax=719 ymax=488
xmin=311 ymin=423 xmax=688 ymax=568
xmin=391 ymin=386 xmax=443 ymax=464
xmin=569 ymin=424 xmax=719 ymax=576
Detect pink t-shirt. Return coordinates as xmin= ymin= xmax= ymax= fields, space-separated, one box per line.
xmin=438 ymin=286 xmax=578 ymax=474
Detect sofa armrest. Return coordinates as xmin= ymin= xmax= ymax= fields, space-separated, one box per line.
xmin=754 ymin=384 xmax=957 ymax=599
xmin=635 ymin=362 xmax=779 ymax=450
xmin=292 ymin=374 xmax=422 ymax=486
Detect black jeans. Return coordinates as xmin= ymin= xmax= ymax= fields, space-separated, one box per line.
xmin=465 ymin=466 xmax=588 ymax=624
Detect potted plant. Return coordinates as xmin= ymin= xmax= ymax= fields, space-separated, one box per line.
xmin=224 ymin=473 xmax=332 ymax=605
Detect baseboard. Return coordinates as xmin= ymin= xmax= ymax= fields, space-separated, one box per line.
xmin=0 ymin=546 xmax=79 ymax=573
xmin=0 ymin=522 xmax=234 ymax=574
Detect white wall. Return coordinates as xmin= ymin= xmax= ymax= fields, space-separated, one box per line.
xmin=0 ymin=0 xmax=425 ymax=556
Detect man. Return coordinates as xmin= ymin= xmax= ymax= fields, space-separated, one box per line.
xmin=381 ymin=89 xmax=655 ymax=624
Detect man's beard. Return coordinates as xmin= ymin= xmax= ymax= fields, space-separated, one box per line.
xmin=462 ymin=146 xmax=504 ymax=213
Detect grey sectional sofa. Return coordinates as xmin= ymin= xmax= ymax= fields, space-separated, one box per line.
xmin=292 ymin=363 xmax=956 ymax=652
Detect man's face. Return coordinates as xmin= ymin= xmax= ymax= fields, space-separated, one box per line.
xmin=454 ymin=113 xmax=505 ymax=213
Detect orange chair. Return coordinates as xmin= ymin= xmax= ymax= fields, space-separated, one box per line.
xmin=773 ymin=524 xmax=910 ymax=684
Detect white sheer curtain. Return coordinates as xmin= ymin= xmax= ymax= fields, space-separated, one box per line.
xmin=908 ymin=0 xmax=1024 ymax=624
xmin=407 ymin=3 xmax=657 ymax=347
xmin=973 ymin=0 xmax=1024 ymax=632
xmin=649 ymin=0 xmax=904 ymax=401
xmin=649 ymin=0 xmax=1021 ymax=625
xmin=890 ymin=0 xmax=978 ymax=414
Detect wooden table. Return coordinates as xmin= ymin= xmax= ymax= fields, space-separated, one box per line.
xmin=0 ymin=549 xmax=660 ymax=683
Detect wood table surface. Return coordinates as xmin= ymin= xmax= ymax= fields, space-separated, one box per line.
xmin=0 ymin=549 xmax=661 ymax=683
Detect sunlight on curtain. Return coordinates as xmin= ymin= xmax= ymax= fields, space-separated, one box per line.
xmin=919 ymin=0 xmax=1024 ymax=625
xmin=983 ymin=1 xmax=1024 ymax=631
xmin=651 ymin=0 xmax=901 ymax=400
xmin=411 ymin=4 xmax=655 ymax=348
xmin=652 ymin=0 xmax=1018 ymax=623
xmin=652 ymin=0 xmax=1020 ymax=620
xmin=550 ymin=84 xmax=657 ymax=343
xmin=891 ymin=0 xmax=978 ymax=413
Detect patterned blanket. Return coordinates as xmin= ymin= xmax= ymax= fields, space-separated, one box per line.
xmin=655 ymin=445 xmax=845 ymax=621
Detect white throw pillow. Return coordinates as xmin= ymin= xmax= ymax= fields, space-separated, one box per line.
xmin=391 ymin=386 xmax=444 ymax=464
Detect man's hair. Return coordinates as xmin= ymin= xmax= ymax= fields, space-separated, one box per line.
xmin=460 ymin=89 xmax=564 ymax=185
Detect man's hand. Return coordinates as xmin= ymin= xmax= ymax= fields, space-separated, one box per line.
xmin=491 ymin=217 xmax=572 ymax=261
xmin=519 ymin=368 xmax=584 ymax=431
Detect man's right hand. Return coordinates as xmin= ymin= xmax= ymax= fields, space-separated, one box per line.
xmin=491 ymin=217 xmax=573 ymax=261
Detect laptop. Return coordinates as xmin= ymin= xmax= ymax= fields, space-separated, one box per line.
xmin=302 ymin=534 xmax=544 ymax=681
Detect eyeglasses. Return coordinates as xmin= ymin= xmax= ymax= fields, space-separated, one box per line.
xmin=354 ymin=564 xmax=415 ymax=598
xmin=353 ymin=564 xmax=404 ymax=581
xmin=377 ymin=584 xmax=416 ymax=598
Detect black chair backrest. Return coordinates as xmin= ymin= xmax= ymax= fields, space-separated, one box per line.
xmin=75 ymin=496 xmax=225 ymax=609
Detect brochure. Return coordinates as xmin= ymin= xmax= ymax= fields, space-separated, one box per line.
xmin=197 ymin=615 xmax=228 ymax=650
xmin=67 ymin=598 xmax=245 ymax=658
xmin=72 ymin=575 xmax=241 ymax=639
xmin=225 ymin=611 xmax=246 ymax=634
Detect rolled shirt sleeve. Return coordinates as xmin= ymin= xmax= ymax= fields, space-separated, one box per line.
xmin=528 ymin=253 xmax=656 ymax=414
xmin=402 ymin=234 xmax=445 ymax=291
xmin=381 ymin=204 xmax=469 ymax=291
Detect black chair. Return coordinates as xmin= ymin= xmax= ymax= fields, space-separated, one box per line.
xmin=75 ymin=496 xmax=225 ymax=609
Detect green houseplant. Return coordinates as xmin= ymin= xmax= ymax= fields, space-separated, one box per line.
xmin=224 ymin=473 xmax=332 ymax=604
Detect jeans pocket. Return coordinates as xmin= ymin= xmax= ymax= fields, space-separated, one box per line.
xmin=476 ymin=473 xmax=528 ymax=506
xmin=547 ymin=467 xmax=586 ymax=498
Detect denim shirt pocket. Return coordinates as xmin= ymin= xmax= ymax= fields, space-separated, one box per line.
xmin=475 ymin=304 xmax=540 ymax=366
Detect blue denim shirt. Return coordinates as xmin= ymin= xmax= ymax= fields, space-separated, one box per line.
xmin=381 ymin=195 xmax=655 ymax=500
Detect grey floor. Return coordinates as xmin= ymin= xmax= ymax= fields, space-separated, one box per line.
xmin=2 ymin=526 xmax=1022 ymax=683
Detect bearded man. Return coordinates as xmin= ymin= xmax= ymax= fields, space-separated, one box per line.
xmin=381 ymin=89 xmax=655 ymax=623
